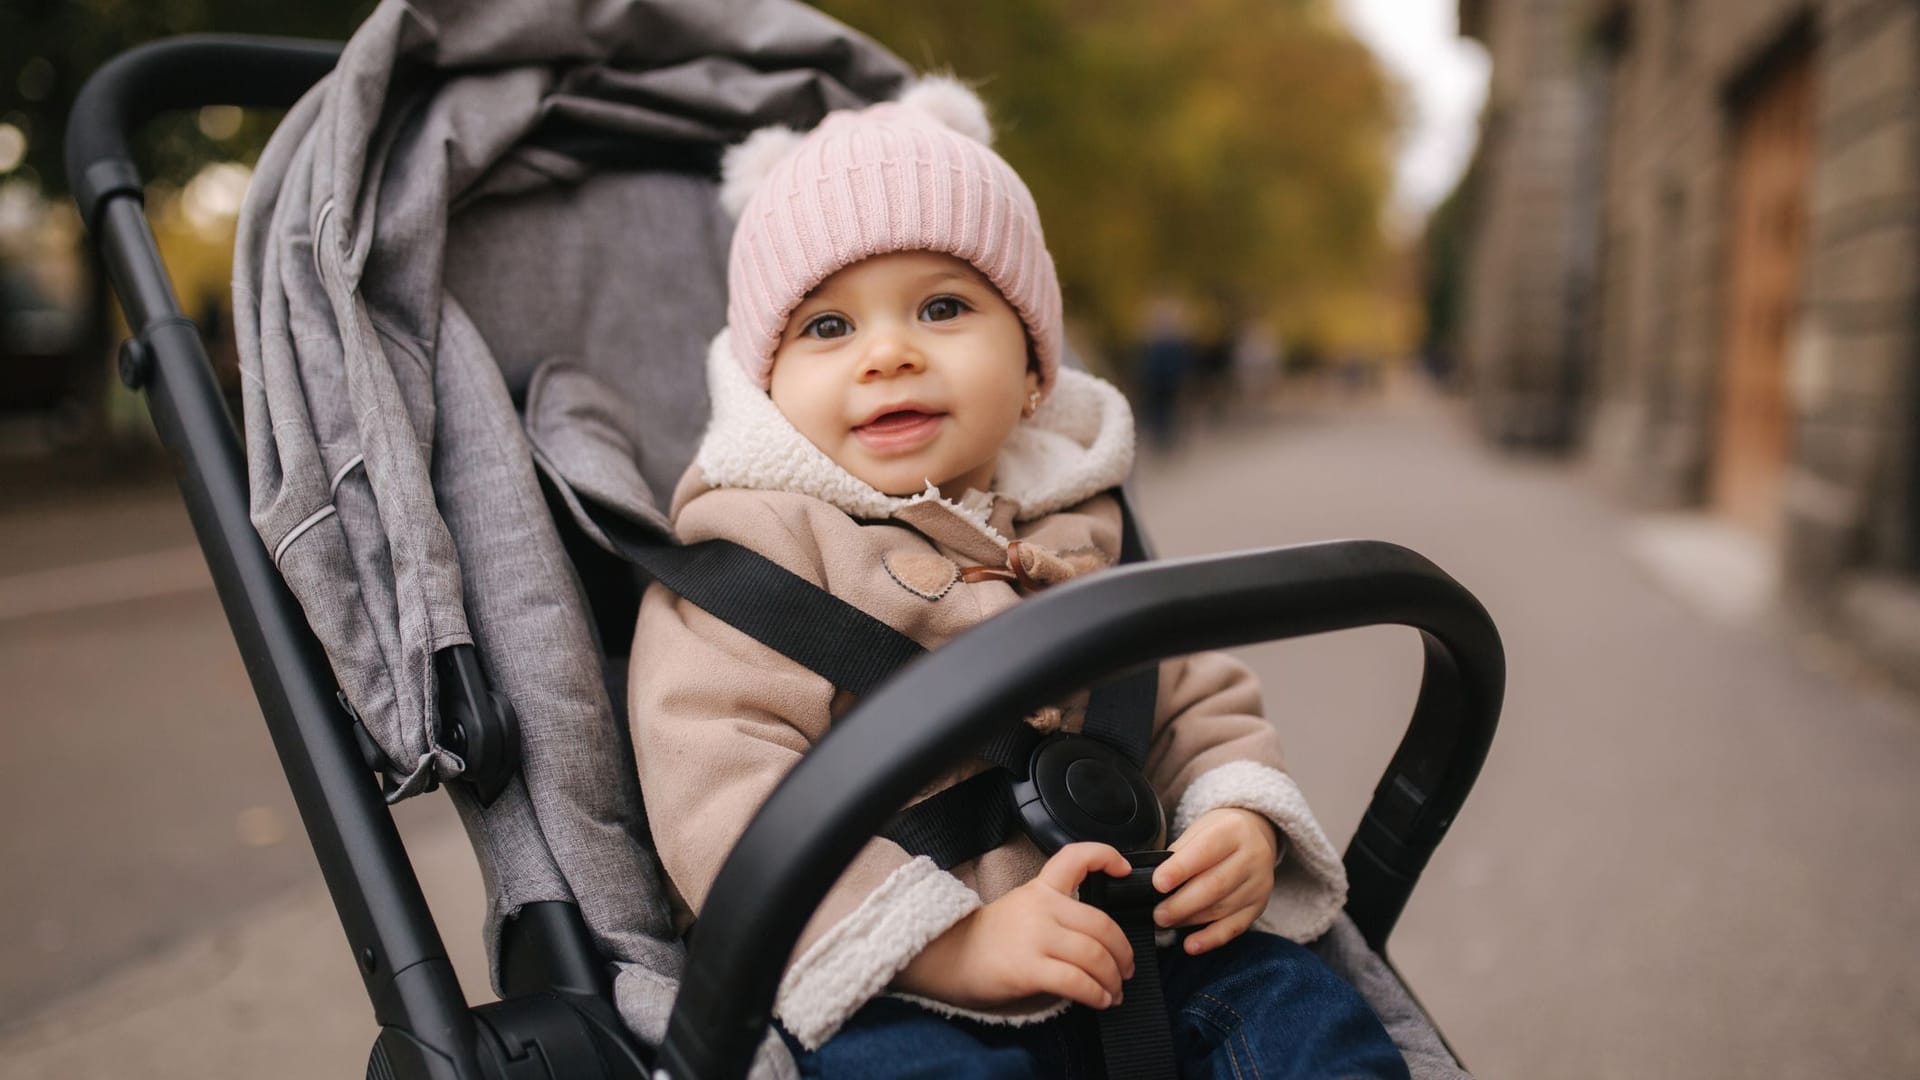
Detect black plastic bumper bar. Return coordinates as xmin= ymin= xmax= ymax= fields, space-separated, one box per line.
xmin=659 ymin=540 xmax=1504 ymax=1080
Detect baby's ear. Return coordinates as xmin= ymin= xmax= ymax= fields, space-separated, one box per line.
xmin=897 ymin=73 xmax=994 ymax=146
xmin=719 ymin=125 xmax=806 ymax=219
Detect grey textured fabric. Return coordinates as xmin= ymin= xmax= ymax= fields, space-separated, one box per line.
xmin=433 ymin=294 xmax=681 ymax=974
xmin=1312 ymin=914 xmax=1473 ymax=1079
xmin=525 ymin=360 xmax=672 ymax=552
xmin=231 ymin=0 xmax=908 ymax=1067
xmin=452 ymin=170 xmax=731 ymax=513
xmin=235 ymin=0 xmax=909 ymax=796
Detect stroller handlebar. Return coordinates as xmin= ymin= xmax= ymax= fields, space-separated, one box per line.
xmin=65 ymin=35 xmax=340 ymax=236
xmin=662 ymin=539 xmax=1506 ymax=1080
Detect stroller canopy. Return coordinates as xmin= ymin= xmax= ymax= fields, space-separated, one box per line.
xmin=234 ymin=0 xmax=906 ymax=1066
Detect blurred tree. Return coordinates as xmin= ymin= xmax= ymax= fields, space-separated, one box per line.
xmin=1419 ymin=157 xmax=1478 ymax=386
xmin=1 ymin=0 xmax=372 ymax=194
xmin=2 ymin=0 xmax=1397 ymax=434
xmin=814 ymin=0 xmax=1398 ymax=361
xmin=1 ymin=0 xmax=369 ymax=439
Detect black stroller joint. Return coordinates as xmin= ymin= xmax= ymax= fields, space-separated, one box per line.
xmin=433 ymin=645 xmax=521 ymax=806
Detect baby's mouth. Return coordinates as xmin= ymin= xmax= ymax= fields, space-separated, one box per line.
xmin=853 ymin=409 xmax=946 ymax=452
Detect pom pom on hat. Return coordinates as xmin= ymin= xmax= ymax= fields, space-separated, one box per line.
xmin=896 ymin=73 xmax=993 ymax=145
xmin=718 ymin=75 xmax=992 ymax=219
xmin=719 ymin=125 xmax=805 ymax=220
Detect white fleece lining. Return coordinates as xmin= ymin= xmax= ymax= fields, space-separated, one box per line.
xmin=774 ymin=856 xmax=982 ymax=1050
xmin=889 ymin=989 xmax=1073 ymax=1029
xmin=1173 ymin=761 xmax=1349 ymax=944
xmin=693 ymin=329 xmax=1135 ymax=545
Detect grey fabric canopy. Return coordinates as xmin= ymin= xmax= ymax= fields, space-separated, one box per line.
xmin=232 ymin=0 xmax=908 ymax=1067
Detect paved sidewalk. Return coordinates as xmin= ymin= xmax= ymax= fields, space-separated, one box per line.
xmin=3 ymin=387 xmax=1917 ymax=1078
xmin=0 ymin=800 xmax=488 ymax=1080
xmin=1131 ymin=390 xmax=1920 ymax=1078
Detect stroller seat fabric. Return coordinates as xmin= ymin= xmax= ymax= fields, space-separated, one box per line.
xmin=229 ymin=1 xmax=1469 ymax=1075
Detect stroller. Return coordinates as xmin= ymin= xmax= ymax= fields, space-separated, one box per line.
xmin=66 ymin=5 xmax=1503 ymax=1078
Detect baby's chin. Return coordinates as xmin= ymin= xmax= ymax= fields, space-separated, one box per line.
xmin=844 ymin=460 xmax=947 ymax=498
xmin=833 ymin=441 xmax=984 ymax=499
xmin=866 ymin=473 xmax=940 ymax=498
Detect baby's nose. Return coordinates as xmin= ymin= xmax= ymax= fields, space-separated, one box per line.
xmin=861 ymin=334 xmax=926 ymax=378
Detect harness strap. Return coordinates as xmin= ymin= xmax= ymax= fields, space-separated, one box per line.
xmin=582 ymin=494 xmax=925 ymax=698
xmin=1083 ymin=668 xmax=1157 ymax=767
xmin=976 ymin=717 xmax=1044 ymax=774
xmin=882 ymin=769 xmax=1022 ymax=870
xmin=1080 ymin=851 xmax=1180 ymax=1080
xmin=1081 ymin=494 xmax=1160 ymax=768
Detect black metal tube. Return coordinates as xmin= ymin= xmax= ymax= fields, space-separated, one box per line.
xmin=658 ymin=540 xmax=1504 ymax=1080
xmin=72 ymin=42 xmax=484 ymax=1077
xmin=95 ymin=188 xmax=483 ymax=1078
xmin=65 ymin=35 xmax=340 ymax=235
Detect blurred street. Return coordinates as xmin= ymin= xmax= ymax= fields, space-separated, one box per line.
xmin=3 ymin=384 xmax=1919 ymax=1078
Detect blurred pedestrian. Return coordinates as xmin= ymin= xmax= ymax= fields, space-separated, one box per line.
xmin=1193 ymin=323 xmax=1234 ymax=425
xmin=1231 ymin=317 xmax=1282 ymax=414
xmin=1137 ymin=296 xmax=1193 ymax=451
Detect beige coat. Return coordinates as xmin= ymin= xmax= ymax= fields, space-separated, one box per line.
xmin=629 ymin=332 xmax=1346 ymax=1048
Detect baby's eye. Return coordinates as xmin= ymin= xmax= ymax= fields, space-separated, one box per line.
xmin=802 ymin=314 xmax=852 ymax=340
xmin=920 ymin=296 xmax=970 ymax=322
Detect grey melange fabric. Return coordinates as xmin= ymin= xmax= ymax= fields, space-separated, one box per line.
xmin=232 ymin=0 xmax=908 ymax=1070
xmin=230 ymin=1 xmax=1468 ymax=1074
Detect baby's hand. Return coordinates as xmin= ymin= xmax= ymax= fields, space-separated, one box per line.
xmin=1150 ymin=807 xmax=1281 ymax=955
xmin=893 ymin=843 xmax=1135 ymax=1011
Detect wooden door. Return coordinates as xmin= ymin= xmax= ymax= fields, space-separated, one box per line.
xmin=1712 ymin=49 xmax=1814 ymax=536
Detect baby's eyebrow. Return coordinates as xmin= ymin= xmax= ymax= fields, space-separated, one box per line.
xmin=800 ymin=268 xmax=979 ymax=302
xmin=913 ymin=269 xmax=982 ymax=289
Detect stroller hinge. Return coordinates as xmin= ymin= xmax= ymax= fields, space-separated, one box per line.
xmin=434 ymin=645 xmax=521 ymax=807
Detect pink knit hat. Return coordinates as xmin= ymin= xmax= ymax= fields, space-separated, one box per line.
xmin=720 ymin=76 xmax=1063 ymax=393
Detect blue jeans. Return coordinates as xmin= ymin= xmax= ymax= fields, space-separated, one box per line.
xmin=779 ymin=930 xmax=1411 ymax=1079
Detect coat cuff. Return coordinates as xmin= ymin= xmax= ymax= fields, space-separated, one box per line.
xmin=773 ymin=856 xmax=981 ymax=1049
xmin=1172 ymin=760 xmax=1349 ymax=944
xmin=888 ymin=991 xmax=1073 ymax=1030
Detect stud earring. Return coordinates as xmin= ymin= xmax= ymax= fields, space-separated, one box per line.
xmin=1023 ymin=390 xmax=1042 ymax=418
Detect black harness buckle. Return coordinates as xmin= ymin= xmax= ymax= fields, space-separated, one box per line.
xmin=1012 ymin=733 xmax=1166 ymax=856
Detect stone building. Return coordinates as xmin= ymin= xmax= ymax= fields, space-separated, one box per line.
xmin=1456 ymin=0 xmax=1600 ymax=448
xmin=1459 ymin=0 xmax=1920 ymax=669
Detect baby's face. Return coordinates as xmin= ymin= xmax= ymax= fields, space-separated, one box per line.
xmin=769 ymin=251 xmax=1038 ymax=500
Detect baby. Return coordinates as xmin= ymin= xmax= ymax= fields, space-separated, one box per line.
xmin=630 ymin=76 xmax=1408 ymax=1079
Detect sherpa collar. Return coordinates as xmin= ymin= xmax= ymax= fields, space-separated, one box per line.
xmin=691 ymin=329 xmax=1135 ymax=547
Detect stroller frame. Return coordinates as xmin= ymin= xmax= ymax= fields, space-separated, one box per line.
xmin=68 ymin=35 xmax=1504 ymax=1080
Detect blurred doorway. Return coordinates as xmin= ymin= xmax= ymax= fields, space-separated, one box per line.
xmin=1711 ymin=38 xmax=1814 ymax=538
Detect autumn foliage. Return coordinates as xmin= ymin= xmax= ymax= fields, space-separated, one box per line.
xmin=815 ymin=0 xmax=1402 ymax=358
